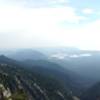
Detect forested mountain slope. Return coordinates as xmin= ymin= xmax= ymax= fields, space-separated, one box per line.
xmin=0 ymin=55 xmax=74 ymax=100
xmin=81 ymin=82 xmax=100 ymax=100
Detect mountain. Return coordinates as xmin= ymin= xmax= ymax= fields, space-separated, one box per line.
xmin=0 ymin=55 xmax=74 ymax=100
xmin=7 ymin=49 xmax=47 ymax=61
xmin=22 ymin=59 xmax=92 ymax=96
xmin=2 ymin=48 xmax=93 ymax=95
xmin=81 ymin=82 xmax=100 ymax=100
xmin=36 ymin=47 xmax=80 ymax=56
xmin=1 ymin=48 xmax=100 ymax=100
xmin=37 ymin=47 xmax=100 ymax=58
xmin=49 ymin=50 xmax=100 ymax=84
xmin=6 ymin=48 xmax=100 ymax=84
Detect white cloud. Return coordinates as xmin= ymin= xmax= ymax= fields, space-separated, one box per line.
xmin=77 ymin=19 xmax=100 ymax=50
xmin=0 ymin=1 xmax=100 ymax=50
xmin=0 ymin=2 xmax=87 ymax=48
xmin=0 ymin=5 xmax=84 ymax=31
xmin=50 ymin=53 xmax=67 ymax=59
xmin=0 ymin=0 xmax=69 ymax=7
xmin=49 ymin=0 xmax=69 ymax=4
xmin=82 ymin=8 xmax=94 ymax=14
xmin=0 ymin=4 xmax=85 ymax=32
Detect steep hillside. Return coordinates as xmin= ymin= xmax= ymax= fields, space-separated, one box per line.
xmin=4 ymin=50 xmax=90 ymax=95
xmin=81 ymin=82 xmax=100 ymax=100
xmin=22 ymin=59 xmax=93 ymax=95
xmin=0 ymin=55 xmax=74 ymax=100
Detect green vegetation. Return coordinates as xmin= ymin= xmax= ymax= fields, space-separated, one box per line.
xmin=11 ymin=89 xmax=28 ymax=100
xmin=0 ymin=56 xmax=74 ymax=100
xmin=2 ymin=55 xmax=100 ymax=100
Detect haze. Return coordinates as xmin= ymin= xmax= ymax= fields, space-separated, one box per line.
xmin=0 ymin=0 xmax=100 ymax=50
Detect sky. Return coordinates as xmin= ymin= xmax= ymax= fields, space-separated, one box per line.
xmin=0 ymin=0 xmax=100 ymax=50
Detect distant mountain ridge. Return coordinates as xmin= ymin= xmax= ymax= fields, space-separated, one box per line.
xmin=7 ymin=49 xmax=47 ymax=61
